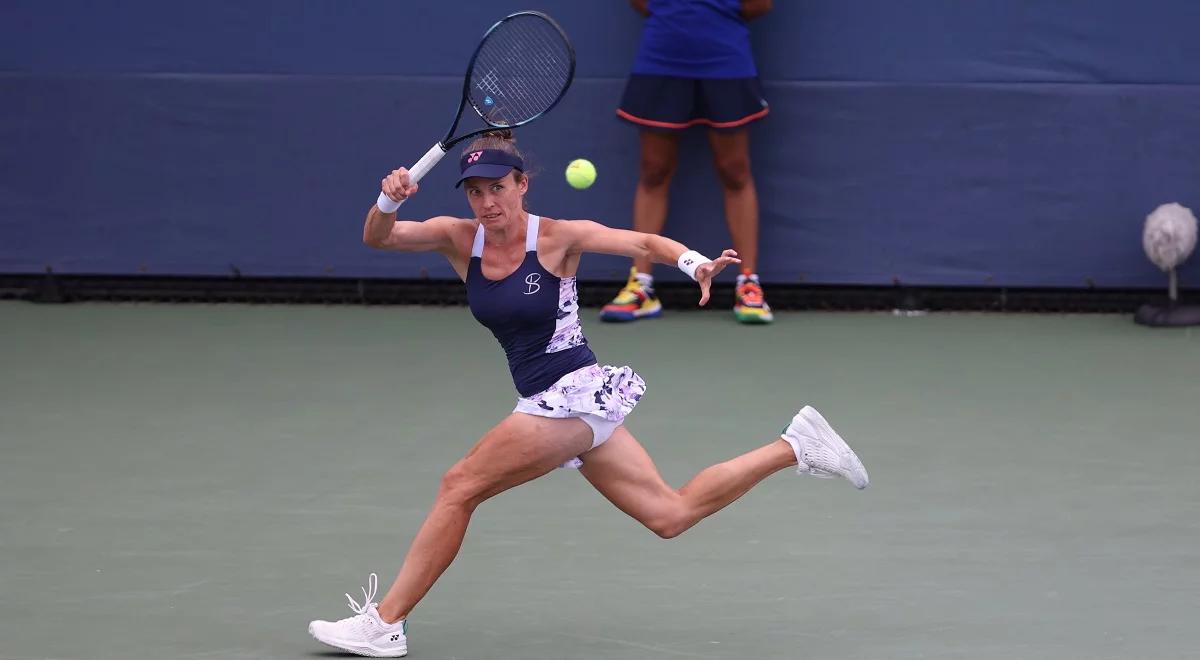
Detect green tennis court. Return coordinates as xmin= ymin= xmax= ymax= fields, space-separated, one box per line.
xmin=3 ymin=301 xmax=1197 ymax=659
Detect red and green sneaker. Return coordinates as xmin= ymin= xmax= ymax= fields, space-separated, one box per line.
xmin=600 ymin=267 xmax=663 ymax=322
xmin=734 ymin=275 xmax=774 ymax=324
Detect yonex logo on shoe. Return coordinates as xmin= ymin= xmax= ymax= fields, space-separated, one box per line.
xmin=390 ymin=634 xmax=401 ymax=642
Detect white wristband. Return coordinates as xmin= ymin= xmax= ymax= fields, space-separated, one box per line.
xmin=677 ymin=250 xmax=712 ymax=281
xmin=376 ymin=191 xmax=405 ymax=214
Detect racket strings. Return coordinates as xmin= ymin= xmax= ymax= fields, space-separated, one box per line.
xmin=469 ymin=14 xmax=572 ymax=126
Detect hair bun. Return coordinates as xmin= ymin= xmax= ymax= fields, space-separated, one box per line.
xmin=481 ymin=128 xmax=515 ymax=142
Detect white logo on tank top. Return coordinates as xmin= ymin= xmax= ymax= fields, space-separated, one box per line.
xmin=523 ymin=273 xmax=541 ymax=295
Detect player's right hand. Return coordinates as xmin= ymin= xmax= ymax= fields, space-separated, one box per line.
xmin=382 ymin=168 xmax=419 ymax=203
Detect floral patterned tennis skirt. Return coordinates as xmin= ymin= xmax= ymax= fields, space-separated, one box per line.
xmin=512 ymin=363 xmax=646 ymax=468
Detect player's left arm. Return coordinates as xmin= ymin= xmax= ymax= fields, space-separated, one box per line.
xmin=555 ymin=219 xmax=740 ymax=305
xmin=560 ymin=220 xmax=688 ymax=265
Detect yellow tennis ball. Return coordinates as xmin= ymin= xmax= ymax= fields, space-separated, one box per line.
xmin=565 ymin=159 xmax=596 ymax=189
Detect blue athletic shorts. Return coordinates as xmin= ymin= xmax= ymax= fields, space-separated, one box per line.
xmin=617 ymin=75 xmax=769 ymax=132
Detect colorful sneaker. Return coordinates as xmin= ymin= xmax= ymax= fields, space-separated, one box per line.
xmin=308 ymin=573 xmax=409 ymax=657
xmin=781 ymin=406 xmax=869 ymax=489
xmin=600 ymin=267 xmax=662 ymax=322
xmin=734 ymin=275 xmax=774 ymax=324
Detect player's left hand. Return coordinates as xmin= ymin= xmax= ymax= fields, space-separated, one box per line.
xmin=696 ymin=249 xmax=741 ymax=306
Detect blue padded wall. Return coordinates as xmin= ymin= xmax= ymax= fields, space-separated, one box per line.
xmin=3 ymin=0 xmax=1196 ymax=286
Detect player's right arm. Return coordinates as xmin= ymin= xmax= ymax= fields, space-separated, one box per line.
xmin=363 ymin=167 xmax=458 ymax=253
xmin=363 ymin=210 xmax=461 ymax=253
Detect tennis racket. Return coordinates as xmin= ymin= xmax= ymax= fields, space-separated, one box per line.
xmin=376 ymin=11 xmax=575 ymax=212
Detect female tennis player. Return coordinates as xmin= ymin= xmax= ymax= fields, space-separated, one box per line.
xmin=308 ymin=132 xmax=869 ymax=657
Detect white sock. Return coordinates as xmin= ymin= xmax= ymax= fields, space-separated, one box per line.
xmin=736 ymin=272 xmax=759 ymax=286
xmin=635 ymin=272 xmax=654 ymax=290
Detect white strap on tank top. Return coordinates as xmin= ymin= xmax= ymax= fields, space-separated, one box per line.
xmin=471 ymin=224 xmax=485 ymax=258
xmin=525 ymin=214 xmax=540 ymax=252
xmin=471 ymin=214 xmax=541 ymax=258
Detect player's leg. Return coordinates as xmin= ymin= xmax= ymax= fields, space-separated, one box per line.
xmin=309 ymin=413 xmax=593 ymax=656
xmin=378 ymin=413 xmax=592 ymax=619
xmin=578 ymin=407 xmax=869 ymax=539
xmin=578 ymin=425 xmax=795 ymax=538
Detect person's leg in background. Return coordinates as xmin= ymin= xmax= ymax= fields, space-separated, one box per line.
xmin=600 ymin=130 xmax=679 ymax=322
xmin=708 ymin=128 xmax=773 ymax=324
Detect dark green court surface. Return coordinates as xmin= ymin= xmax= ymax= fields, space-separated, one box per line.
xmin=3 ymin=303 xmax=1197 ymax=659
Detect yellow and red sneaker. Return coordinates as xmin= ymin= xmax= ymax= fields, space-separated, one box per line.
xmin=600 ymin=267 xmax=663 ymax=322
xmin=734 ymin=275 xmax=774 ymax=324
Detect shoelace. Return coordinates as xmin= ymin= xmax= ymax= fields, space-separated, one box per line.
xmin=345 ymin=573 xmax=379 ymax=615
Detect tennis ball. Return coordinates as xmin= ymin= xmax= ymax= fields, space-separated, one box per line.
xmin=565 ymin=159 xmax=596 ymax=189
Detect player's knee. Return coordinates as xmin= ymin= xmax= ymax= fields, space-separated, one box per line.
xmin=645 ymin=512 xmax=690 ymax=539
xmin=713 ymin=155 xmax=752 ymax=191
xmin=437 ymin=462 xmax=487 ymax=510
xmin=638 ymin=156 xmax=676 ymax=189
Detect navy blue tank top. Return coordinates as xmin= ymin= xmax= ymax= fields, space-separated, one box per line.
xmin=466 ymin=214 xmax=598 ymax=397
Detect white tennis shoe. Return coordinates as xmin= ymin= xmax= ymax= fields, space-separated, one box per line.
xmin=781 ymin=406 xmax=870 ymax=489
xmin=308 ymin=573 xmax=408 ymax=657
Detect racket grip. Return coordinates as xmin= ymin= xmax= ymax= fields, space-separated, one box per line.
xmin=374 ymin=142 xmax=448 ymax=214
xmin=408 ymin=142 xmax=448 ymax=183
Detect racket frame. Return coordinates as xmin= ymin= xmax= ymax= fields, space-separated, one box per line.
xmin=376 ymin=10 xmax=575 ymax=212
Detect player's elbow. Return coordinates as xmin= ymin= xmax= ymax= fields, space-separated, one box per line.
xmin=643 ymin=235 xmax=667 ymax=262
xmin=363 ymin=223 xmax=400 ymax=250
xmin=363 ymin=231 xmax=387 ymax=249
